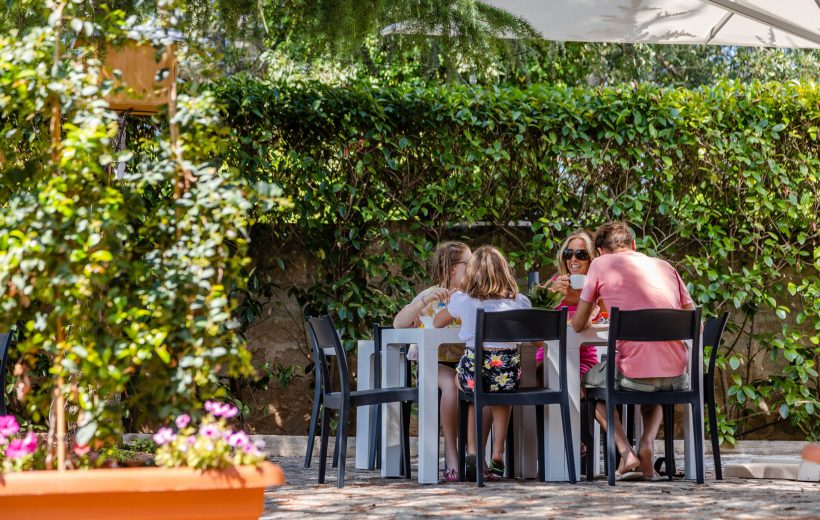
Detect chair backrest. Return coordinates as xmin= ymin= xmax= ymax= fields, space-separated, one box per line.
xmin=474 ymin=308 xmax=568 ymax=395
xmin=0 ymin=332 xmax=12 ymax=415
xmin=307 ymin=316 xmax=349 ymax=396
xmin=607 ymin=306 xmax=702 ymax=392
xmin=703 ymin=312 xmax=730 ymax=379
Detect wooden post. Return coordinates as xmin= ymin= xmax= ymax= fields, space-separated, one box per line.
xmin=49 ymin=1 xmax=67 ymax=472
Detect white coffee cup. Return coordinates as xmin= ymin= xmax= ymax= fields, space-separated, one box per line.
xmin=420 ymin=316 xmax=434 ymax=328
xmin=569 ymin=274 xmax=586 ymax=289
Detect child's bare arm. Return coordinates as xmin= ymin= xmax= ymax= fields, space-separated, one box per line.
xmin=434 ymin=308 xmax=454 ymax=328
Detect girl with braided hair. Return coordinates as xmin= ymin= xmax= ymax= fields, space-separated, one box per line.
xmin=393 ymin=241 xmax=471 ymax=482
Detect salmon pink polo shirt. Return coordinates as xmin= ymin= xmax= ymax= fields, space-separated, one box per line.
xmin=579 ymin=250 xmax=694 ymax=379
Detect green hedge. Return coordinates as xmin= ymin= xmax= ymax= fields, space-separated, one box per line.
xmin=216 ymin=79 xmax=819 ymax=441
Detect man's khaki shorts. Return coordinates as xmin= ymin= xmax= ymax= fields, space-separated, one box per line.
xmin=582 ymin=361 xmax=689 ymax=392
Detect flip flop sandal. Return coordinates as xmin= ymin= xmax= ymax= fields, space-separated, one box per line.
xmin=615 ymin=470 xmax=645 ymax=481
xmin=488 ymin=460 xmax=505 ymax=477
xmin=483 ymin=470 xmax=501 ymax=481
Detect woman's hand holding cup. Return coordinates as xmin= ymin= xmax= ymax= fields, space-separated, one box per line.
xmin=543 ymin=275 xmax=569 ymax=296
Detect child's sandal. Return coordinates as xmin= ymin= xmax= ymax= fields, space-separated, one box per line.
xmin=442 ymin=468 xmax=459 ymax=482
xmin=488 ymin=460 xmax=505 ymax=477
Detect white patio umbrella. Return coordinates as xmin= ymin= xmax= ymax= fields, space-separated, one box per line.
xmin=482 ymin=0 xmax=819 ymax=48
xmin=383 ymin=0 xmax=820 ymax=49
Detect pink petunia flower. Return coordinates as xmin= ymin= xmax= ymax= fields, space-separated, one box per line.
xmin=199 ymin=423 xmax=220 ymax=439
xmin=73 ymin=444 xmax=91 ymax=457
xmin=0 ymin=415 xmax=20 ymax=437
xmin=227 ymin=431 xmax=250 ymax=449
xmin=6 ymin=432 xmax=38 ymax=460
xmin=204 ymin=401 xmax=239 ymax=419
xmin=174 ymin=414 xmax=191 ymax=429
xmin=152 ymin=427 xmax=176 ymax=446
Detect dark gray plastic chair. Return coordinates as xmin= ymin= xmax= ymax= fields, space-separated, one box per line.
xmin=457 ymin=307 xmax=577 ymax=486
xmin=656 ymin=312 xmax=730 ymax=480
xmin=308 ymin=315 xmax=417 ymax=488
xmin=0 ymin=332 xmax=12 ymax=416
xmin=585 ymin=306 xmax=704 ymax=486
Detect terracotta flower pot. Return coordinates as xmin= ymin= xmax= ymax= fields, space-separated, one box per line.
xmin=0 ymin=461 xmax=284 ymax=520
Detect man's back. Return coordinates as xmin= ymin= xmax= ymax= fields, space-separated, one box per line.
xmin=580 ymin=249 xmax=694 ymax=378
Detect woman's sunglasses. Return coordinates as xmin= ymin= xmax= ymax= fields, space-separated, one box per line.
xmin=562 ymin=248 xmax=590 ymax=261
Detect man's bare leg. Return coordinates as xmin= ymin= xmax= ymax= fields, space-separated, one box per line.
xmin=595 ymin=401 xmax=640 ymax=473
xmin=638 ymin=404 xmax=663 ymax=476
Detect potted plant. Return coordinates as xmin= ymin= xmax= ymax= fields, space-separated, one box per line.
xmin=0 ymin=2 xmax=283 ymax=516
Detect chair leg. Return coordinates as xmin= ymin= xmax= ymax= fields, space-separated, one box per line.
xmin=304 ymin=382 xmax=321 ymax=468
xmin=560 ymin=396 xmax=577 ymax=484
xmin=663 ymin=403 xmax=676 ymax=480
xmin=318 ymin=407 xmax=331 ymax=484
xmin=606 ymin=401 xmax=617 ymax=486
xmin=475 ymin=403 xmax=484 ymax=487
xmin=336 ymin=404 xmax=349 ymax=488
xmin=586 ymin=398 xmax=596 ymax=481
xmin=535 ymin=405 xmax=546 ymax=482
xmin=708 ymin=396 xmax=723 ymax=480
xmin=458 ymin=399 xmax=467 ymax=482
xmin=505 ymin=413 xmax=515 ymax=479
xmin=692 ymin=399 xmax=705 ymax=484
xmin=332 ymin=427 xmax=340 ymax=468
xmin=401 ymin=401 xmax=412 ymax=480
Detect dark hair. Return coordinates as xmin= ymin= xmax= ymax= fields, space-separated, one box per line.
xmin=593 ymin=221 xmax=635 ymax=252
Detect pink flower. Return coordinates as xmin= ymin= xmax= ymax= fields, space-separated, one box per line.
xmin=187 ymin=435 xmax=197 ymax=445
xmin=0 ymin=415 xmax=19 ymax=437
xmin=152 ymin=427 xmax=176 ymax=446
xmin=6 ymin=432 xmax=37 ymax=460
xmin=175 ymin=414 xmax=191 ymax=429
xmin=73 ymin=444 xmax=91 ymax=457
xmin=227 ymin=431 xmax=250 ymax=449
xmin=204 ymin=401 xmax=239 ymax=419
xmin=199 ymin=423 xmax=220 ymax=439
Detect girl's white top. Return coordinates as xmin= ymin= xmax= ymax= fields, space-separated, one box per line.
xmin=446 ymin=291 xmax=531 ymax=349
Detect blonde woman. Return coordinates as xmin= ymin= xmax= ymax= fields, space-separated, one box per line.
xmin=393 ymin=241 xmax=471 ymax=482
xmin=435 ymin=245 xmax=531 ymax=480
xmin=537 ymin=230 xmax=603 ymax=378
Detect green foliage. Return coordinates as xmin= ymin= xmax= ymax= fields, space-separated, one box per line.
xmin=0 ymin=1 xmax=260 ymax=451
xmin=218 ymin=78 xmax=819 ymax=440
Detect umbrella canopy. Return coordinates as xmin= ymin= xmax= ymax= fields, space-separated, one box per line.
xmin=480 ymin=0 xmax=820 ymax=48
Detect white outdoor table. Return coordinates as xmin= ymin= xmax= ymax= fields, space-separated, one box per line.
xmin=361 ymin=323 xmax=703 ymax=483
xmin=379 ymin=327 xmax=460 ymax=484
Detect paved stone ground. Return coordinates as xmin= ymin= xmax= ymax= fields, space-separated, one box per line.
xmin=261 ymin=445 xmax=820 ymax=519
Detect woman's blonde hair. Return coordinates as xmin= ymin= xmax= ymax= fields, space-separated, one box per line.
xmin=555 ymin=231 xmax=596 ymax=276
xmin=431 ymin=241 xmax=470 ymax=289
xmin=461 ymin=246 xmax=518 ymax=300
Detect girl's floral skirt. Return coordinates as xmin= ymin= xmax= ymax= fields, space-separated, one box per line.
xmin=456 ymin=347 xmax=521 ymax=394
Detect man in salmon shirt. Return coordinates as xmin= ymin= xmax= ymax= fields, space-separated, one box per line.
xmin=571 ymin=221 xmax=696 ymax=480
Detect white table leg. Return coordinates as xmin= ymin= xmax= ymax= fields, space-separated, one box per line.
xmin=543 ymin=339 xmax=580 ymax=481
xmin=417 ymin=343 xmax=440 ymax=484
xmin=513 ymin=347 xmax=537 ymax=478
xmin=683 ymin=337 xmax=704 ymax=480
xmin=355 ymin=340 xmax=374 ymax=470
xmin=381 ymin=344 xmax=403 ymax=477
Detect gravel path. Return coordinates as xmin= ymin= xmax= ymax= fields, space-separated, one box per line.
xmin=262 ymin=453 xmax=820 ymax=519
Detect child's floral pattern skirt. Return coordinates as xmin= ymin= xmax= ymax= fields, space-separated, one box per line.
xmin=456 ymin=347 xmax=521 ymax=394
